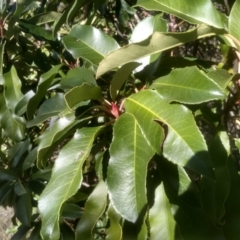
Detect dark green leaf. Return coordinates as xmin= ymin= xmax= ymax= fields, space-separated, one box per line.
xmin=15 ymin=90 xmax=35 ymax=116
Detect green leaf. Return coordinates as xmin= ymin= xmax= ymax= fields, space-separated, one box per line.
xmin=206 ymin=69 xmax=232 ymax=90
xmin=27 ymin=12 xmax=62 ymax=25
xmin=4 ymin=66 xmax=23 ymax=112
xmin=229 ymin=0 xmax=240 ymax=44
xmin=61 ymin=203 xmax=83 ymax=219
xmin=22 ymin=147 xmax=38 ymax=171
xmin=96 ymin=25 xmax=226 ymax=78
xmin=108 ymin=113 xmax=155 ymax=222
xmin=39 ymin=126 xmax=101 ymax=240
xmin=150 ymin=66 xmax=225 ymax=104
xmin=15 ymin=90 xmax=35 ymax=116
xmin=65 ymin=83 xmax=102 ymax=110
xmin=62 ymin=25 xmax=119 ymax=65
xmin=0 ymin=168 xmax=17 ymax=181
xmin=37 ymin=113 xmax=86 ymax=168
xmin=0 ymin=40 xmax=6 ymax=84
xmin=125 ymin=90 xmax=213 ymax=179
xmin=106 ymin=203 xmax=122 ymax=240
xmin=135 ymin=0 xmax=228 ymax=30
xmin=27 ymin=93 xmax=68 ymax=127
xmin=201 ymin=132 xmax=230 ymax=222
xmin=110 ymin=62 xmax=140 ymax=100
xmin=27 ymin=64 xmax=63 ymax=119
xmin=60 ymin=67 xmax=97 ymax=91
xmin=0 ymin=93 xmax=25 ymax=141
xmin=15 ymin=187 xmax=32 ymax=226
xmin=149 ymin=183 xmax=177 ymax=240
xmin=76 ymin=180 xmax=108 ymax=240
xmin=66 ymin=0 xmax=88 ymax=24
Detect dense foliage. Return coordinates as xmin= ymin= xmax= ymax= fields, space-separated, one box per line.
xmin=1 ymin=0 xmax=240 ymax=239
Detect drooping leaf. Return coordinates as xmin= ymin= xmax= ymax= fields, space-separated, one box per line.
xmin=27 ymin=93 xmax=68 ymax=127
xmin=96 ymin=25 xmax=226 ymax=78
xmin=149 ymin=183 xmax=177 ymax=240
xmin=76 ymin=180 xmax=108 ymax=240
xmin=39 ymin=126 xmax=101 ymax=240
xmin=27 ymin=64 xmax=63 ymax=119
xmin=110 ymin=62 xmax=141 ymax=100
xmin=124 ymin=90 xmax=213 ymax=179
xmin=135 ymin=0 xmax=228 ymax=29
xmin=150 ymin=66 xmax=225 ymax=104
xmin=108 ymin=113 xmax=155 ymax=222
xmin=106 ymin=203 xmax=122 ymax=240
xmin=62 ymin=25 xmax=119 ymax=65
xmin=65 ymin=83 xmax=102 ymax=110
xmin=229 ymin=0 xmax=240 ymax=46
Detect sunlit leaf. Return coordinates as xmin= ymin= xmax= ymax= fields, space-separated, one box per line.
xmin=39 ymin=127 xmax=101 ymax=240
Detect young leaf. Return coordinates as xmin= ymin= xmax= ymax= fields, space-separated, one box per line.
xmin=39 ymin=126 xmax=102 ymax=240
xmin=108 ymin=113 xmax=155 ymax=222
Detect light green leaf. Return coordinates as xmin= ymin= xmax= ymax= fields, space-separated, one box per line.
xmin=27 ymin=64 xmax=63 ymax=119
xmin=149 ymin=183 xmax=177 ymax=240
xmin=4 ymin=66 xmax=23 ymax=112
xmin=150 ymin=66 xmax=225 ymax=104
xmin=96 ymin=25 xmax=226 ymax=78
xmin=108 ymin=113 xmax=155 ymax=222
xmin=110 ymin=62 xmax=140 ymax=100
xmin=135 ymin=0 xmax=228 ymax=29
xmin=65 ymin=83 xmax=102 ymax=110
xmin=106 ymin=203 xmax=122 ymax=240
xmin=76 ymin=180 xmax=108 ymax=240
xmin=27 ymin=93 xmax=68 ymax=127
xmin=62 ymin=25 xmax=119 ymax=65
xmin=39 ymin=126 xmax=101 ymax=240
xmin=125 ymin=90 xmax=213 ymax=179
xmin=229 ymin=0 xmax=240 ymax=44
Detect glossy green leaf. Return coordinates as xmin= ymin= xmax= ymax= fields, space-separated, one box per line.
xmin=125 ymin=90 xmax=213 ymax=179
xmin=229 ymin=0 xmax=240 ymax=44
xmin=106 ymin=203 xmax=122 ymax=240
xmin=37 ymin=113 xmax=86 ymax=168
xmin=67 ymin=0 xmax=88 ymax=24
xmin=76 ymin=180 xmax=108 ymax=240
xmin=108 ymin=113 xmax=155 ymax=222
xmin=27 ymin=64 xmax=63 ymax=119
xmin=110 ymin=62 xmax=140 ymax=100
xmin=65 ymin=83 xmax=102 ymax=110
xmin=135 ymin=0 xmax=228 ymax=29
xmin=27 ymin=93 xmax=68 ymax=127
xmin=62 ymin=25 xmax=119 ymax=65
xmin=4 ymin=66 xmax=23 ymax=112
xmin=60 ymin=67 xmax=96 ymax=91
xmin=15 ymin=90 xmax=35 ymax=116
xmin=96 ymin=25 xmax=226 ymax=78
xmin=39 ymin=126 xmax=101 ymax=240
xmin=149 ymin=183 xmax=177 ymax=240
xmin=150 ymin=66 xmax=225 ymax=104
xmin=22 ymin=147 xmax=38 ymax=171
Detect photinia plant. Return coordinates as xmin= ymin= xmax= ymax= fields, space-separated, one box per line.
xmin=1 ymin=0 xmax=240 ymax=239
